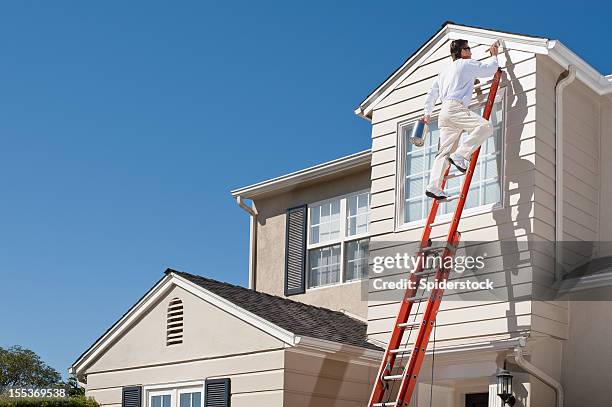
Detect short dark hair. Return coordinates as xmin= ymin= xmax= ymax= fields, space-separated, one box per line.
xmin=450 ymin=39 xmax=468 ymax=60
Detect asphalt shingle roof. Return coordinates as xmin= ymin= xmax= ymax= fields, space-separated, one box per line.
xmin=168 ymin=269 xmax=381 ymax=351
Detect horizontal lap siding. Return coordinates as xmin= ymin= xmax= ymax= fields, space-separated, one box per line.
xmin=535 ymin=57 xmax=600 ymax=252
xmin=283 ymin=351 xmax=377 ymax=406
xmin=86 ymin=350 xmax=285 ymax=407
xmin=366 ymin=41 xmax=550 ymax=345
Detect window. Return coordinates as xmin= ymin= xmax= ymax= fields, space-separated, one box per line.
xmin=179 ymin=391 xmax=201 ymax=407
xmin=398 ymin=92 xmax=505 ymax=225
xmin=166 ymin=298 xmax=184 ymax=346
xmin=151 ymin=394 xmax=171 ymax=407
xmin=147 ymin=386 xmax=203 ymax=407
xmin=307 ymin=191 xmax=370 ymax=288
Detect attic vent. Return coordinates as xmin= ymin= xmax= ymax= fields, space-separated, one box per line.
xmin=166 ymin=297 xmax=184 ymax=346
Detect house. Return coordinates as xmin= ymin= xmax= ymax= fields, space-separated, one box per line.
xmin=70 ymin=22 xmax=612 ymax=407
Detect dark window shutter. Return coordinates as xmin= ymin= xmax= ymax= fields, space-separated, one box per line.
xmin=122 ymin=386 xmax=142 ymax=407
xmin=205 ymin=378 xmax=231 ymax=407
xmin=284 ymin=205 xmax=307 ymax=296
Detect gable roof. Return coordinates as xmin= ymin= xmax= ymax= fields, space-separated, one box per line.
xmin=170 ymin=270 xmax=380 ymax=351
xmin=70 ymin=268 xmax=380 ymax=377
xmin=355 ymin=21 xmax=612 ymax=120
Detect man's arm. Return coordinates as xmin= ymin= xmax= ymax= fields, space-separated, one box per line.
xmin=465 ymin=57 xmax=499 ymax=78
xmin=465 ymin=42 xmax=500 ymax=78
xmin=422 ymin=79 xmax=439 ymax=123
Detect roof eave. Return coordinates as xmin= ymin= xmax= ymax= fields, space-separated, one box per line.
xmin=547 ymin=40 xmax=612 ymax=95
xmin=230 ymin=149 xmax=372 ymax=200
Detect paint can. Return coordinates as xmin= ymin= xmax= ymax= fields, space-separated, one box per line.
xmin=409 ymin=119 xmax=429 ymax=147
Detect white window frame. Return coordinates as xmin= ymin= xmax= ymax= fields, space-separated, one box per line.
xmin=395 ymin=88 xmax=507 ymax=232
xmin=306 ymin=189 xmax=370 ymax=290
xmin=145 ymin=382 xmax=204 ymax=407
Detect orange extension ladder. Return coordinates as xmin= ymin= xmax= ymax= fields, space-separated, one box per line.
xmin=368 ymin=67 xmax=503 ymax=407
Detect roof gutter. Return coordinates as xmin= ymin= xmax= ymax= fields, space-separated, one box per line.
xmin=514 ymin=341 xmax=564 ymax=407
xmin=554 ymin=65 xmax=577 ymax=279
xmin=235 ymin=195 xmax=258 ymax=290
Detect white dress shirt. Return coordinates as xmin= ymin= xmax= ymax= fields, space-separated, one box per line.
xmin=424 ymin=56 xmax=499 ymax=115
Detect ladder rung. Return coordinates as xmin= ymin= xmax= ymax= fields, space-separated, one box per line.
xmin=418 ymin=246 xmax=446 ymax=255
xmin=446 ymin=172 xmax=464 ymax=179
xmin=407 ymin=294 xmax=430 ymax=302
xmin=398 ymin=320 xmax=422 ymax=329
xmin=412 ymin=270 xmax=436 ymax=277
xmin=383 ymin=374 xmax=403 ymax=381
xmin=442 ymin=194 xmax=461 ymax=202
xmin=373 ymin=403 xmax=397 ymax=407
xmin=390 ymin=347 xmax=412 ymax=354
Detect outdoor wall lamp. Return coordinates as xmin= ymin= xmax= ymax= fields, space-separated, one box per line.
xmin=496 ymin=367 xmax=516 ymax=406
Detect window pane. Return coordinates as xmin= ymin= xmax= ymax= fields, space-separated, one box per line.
xmin=405 ymin=199 xmax=423 ymax=223
xmin=407 ymin=176 xmax=424 ymax=199
xmin=401 ymin=99 xmax=503 ymax=224
xmin=180 ymin=394 xmax=190 ymax=407
xmin=310 ymin=200 xmax=342 ymax=244
xmin=347 ymin=193 xmax=370 ymax=236
xmin=162 ymin=395 xmax=171 ymax=407
xmin=152 ymin=396 xmax=162 ymax=407
xmin=192 ymin=393 xmax=201 ymax=407
xmin=346 ymin=239 xmax=369 ymax=281
xmin=308 ymin=245 xmax=341 ymax=288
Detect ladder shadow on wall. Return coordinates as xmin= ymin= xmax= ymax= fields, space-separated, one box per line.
xmin=491 ymin=49 xmax=534 ymax=336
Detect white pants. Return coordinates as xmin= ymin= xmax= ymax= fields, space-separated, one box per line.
xmin=427 ymin=100 xmax=494 ymax=189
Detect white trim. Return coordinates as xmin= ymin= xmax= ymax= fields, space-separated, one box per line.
xmin=394 ymin=89 xmax=506 ymax=230
xmin=355 ymin=23 xmax=612 ymax=119
xmin=306 ymin=190 xmax=371 ymax=289
xmin=295 ymin=335 xmax=383 ymax=363
xmin=548 ymin=41 xmax=612 ymax=95
xmin=71 ymin=275 xmax=176 ymax=375
xmin=145 ymin=382 xmax=205 ymax=407
xmin=230 ymin=150 xmax=371 ymax=199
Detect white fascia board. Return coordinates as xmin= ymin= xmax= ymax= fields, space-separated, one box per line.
xmin=230 ymin=149 xmax=371 ymax=200
xmin=294 ymin=335 xmax=383 ymax=363
xmin=357 ymin=30 xmax=450 ymax=119
xmin=446 ymin=24 xmax=549 ymax=52
xmin=71 ymin=273 xmax=299 ymax=376
xmin=171 ymin=273 xmax=297 ymax=345
xmin=71 ymin=275 xmax=176 ymax=374
xmin=548 ymin=40 xmax=612 ymax=95
xmin=356 ymin=24 xmax=551 ymax=120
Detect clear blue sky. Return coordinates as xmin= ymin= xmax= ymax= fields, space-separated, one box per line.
xmin=0 ymin=0 xmax=609 ymax=378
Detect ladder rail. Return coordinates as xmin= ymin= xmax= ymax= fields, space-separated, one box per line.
xmin=367 ymin=67 xmax=503 ymax=407
xmin=393 ymin=67 xmax=503 ymax=407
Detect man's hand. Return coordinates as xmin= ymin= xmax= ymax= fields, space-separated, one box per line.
xmin=489 ymin=41 xmax=499 ymax=56
xmin=421 ymin=115 xmax=430 ymax=124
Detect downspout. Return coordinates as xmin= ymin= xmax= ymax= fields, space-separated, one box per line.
xmin=236 ymin=195 xmax=258 ymax=290
xmin=514 ymin=340 xmax=564 ymax=407
xmin=554 ymin=65 xmax=577 ymax=280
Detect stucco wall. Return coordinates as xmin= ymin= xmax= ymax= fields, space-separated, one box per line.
xmin=84 ymin=284 xmax=286 ymax=407
xmin=253 ymin=167 xmax=371 ymax=317
xmin=562 ymin=301 xmax=612 ymax=406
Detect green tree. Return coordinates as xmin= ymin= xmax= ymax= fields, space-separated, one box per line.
xmin=0 ymin=346 xmax=62 ymax=392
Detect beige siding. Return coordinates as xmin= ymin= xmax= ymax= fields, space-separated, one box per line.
xmin=283 ymin=350 xmax=378 ymax=406
xmin=599 ymin=97 xmax=612 ymax=250
xmin=368 ymin=35 xmax=599 ymax=352
xmin=366 ymin=37 xmax=545 ymax=348
xmin=253 ymin=167 xmax=371 ymax=318
xmin=86 ymin=351 xmax=286 ymax=407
